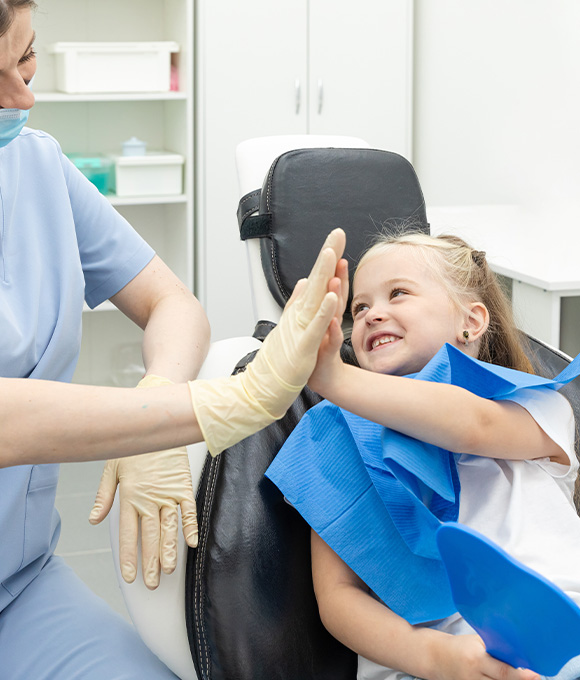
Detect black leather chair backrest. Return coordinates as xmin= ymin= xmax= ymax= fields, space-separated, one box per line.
xmin=188 ymin=374 xmax=346 ymax=680
xmin=188 ymin=147 xmax=428 ymax=680
xmin=186 ymin=149 xmax=580 ymax=680
xmin=187 ymin=327 xmax=361 ymax=680
xmin=237 ymin=147 xmax=429 ymax=317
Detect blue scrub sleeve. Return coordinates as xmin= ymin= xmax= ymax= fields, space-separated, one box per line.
xmin=60 ymin=152 xmax=155 ymax=308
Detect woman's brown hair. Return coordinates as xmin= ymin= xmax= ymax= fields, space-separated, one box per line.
xmin=0 ymin=0 xmax=36 ymax=38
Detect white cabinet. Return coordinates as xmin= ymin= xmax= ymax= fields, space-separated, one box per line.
xmin=196 ymin=0 xmax=414 ymax=340
xmin=307 ymin=0 xmax=413 ymax=149
xmin=29 ymin=0 xmax=195 ymax=386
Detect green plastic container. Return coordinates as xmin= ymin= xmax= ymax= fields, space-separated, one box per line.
xmin=67 ymin=153 xmax=114 ymax=194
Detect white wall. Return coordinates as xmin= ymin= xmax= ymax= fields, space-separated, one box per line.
xmin=413 ymin=0 xmax=580 ymax=210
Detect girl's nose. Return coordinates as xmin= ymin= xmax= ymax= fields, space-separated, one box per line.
xmin=365 ymin=306 xmax=386 ymax=325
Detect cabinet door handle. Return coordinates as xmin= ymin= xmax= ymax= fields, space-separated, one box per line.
xmin=317 ymin=78 xmax=324 ymax=114
xmin=295 ymin=78 xmax=301 ymax=114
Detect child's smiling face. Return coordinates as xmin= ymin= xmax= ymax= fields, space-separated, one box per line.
xmin=350 ymin=246 xmax=466 ymax=376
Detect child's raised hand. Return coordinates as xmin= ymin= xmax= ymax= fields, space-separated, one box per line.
xmin=307 ymin=256 xmax=349 ymax=398
xmin=431 ymin=634 xmax=540 ymax=680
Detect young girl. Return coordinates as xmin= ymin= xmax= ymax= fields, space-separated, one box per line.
xmin=268 ymin=232 xmax=580 ymax=680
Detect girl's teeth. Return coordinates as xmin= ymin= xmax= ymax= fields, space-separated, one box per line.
xmin=372 ymin=336 xmax=395 ymax=349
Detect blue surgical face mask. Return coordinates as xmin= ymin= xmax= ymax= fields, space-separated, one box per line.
xmin=0 ymin=108 xmax=30 ymax=148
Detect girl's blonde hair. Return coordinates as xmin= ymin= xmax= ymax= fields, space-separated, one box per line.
xmin=356 ymin=230 xmax=534 ymax=373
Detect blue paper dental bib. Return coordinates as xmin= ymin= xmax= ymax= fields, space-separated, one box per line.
xmin=267 ymin=403 xmax=459 ymax=623
xmin=266 ymin=343 xmax=580 ymax=625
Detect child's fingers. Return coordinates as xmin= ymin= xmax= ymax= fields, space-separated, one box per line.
xmin=336 ymin=258 xmax=349 ymax=314
xmin=325 ymin=317 xmax=344 ymax=354
xmin=307 ymin=318 xmax=344 ymax=393
xmin=482 ymin=654 xmax=540 ymax=680
xmin=326 ymin=276 xmax=344 ymax=323
xmin=327 ymin=276 xmax=341 ymax=298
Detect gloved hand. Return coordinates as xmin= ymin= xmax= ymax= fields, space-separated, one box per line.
xmin=89 ymin=374 xmax=198 ymax=589
xmin=189 ymin=227 xmax=345 ymax=456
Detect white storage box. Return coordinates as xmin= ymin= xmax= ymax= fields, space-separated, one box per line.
xmin=113 ymin=152 xmax=184 ymax=197
xmin=47 ymin=42 xmax=180 ymax=94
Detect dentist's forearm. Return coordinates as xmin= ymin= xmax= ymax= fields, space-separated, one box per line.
xmin=140 ymin=291 xmax=210 ymax=383
xmin=110 ymin=254 xmax=211 ymax=384
xmin=0 ymin=378 xmax=200 ymax=467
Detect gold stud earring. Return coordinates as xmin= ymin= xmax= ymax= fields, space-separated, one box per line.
xmin=463 ymin=330 xmax=470 ymax=346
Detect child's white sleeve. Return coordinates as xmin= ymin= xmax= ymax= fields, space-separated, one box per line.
xmin=504 ymin=387 xmax=578 ymax=479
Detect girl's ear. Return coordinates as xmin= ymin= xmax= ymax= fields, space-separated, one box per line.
xmin=460 ymin=302 xmax=489 ymax=345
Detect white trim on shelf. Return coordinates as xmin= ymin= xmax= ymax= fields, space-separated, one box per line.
xmin=106 ymin=194 xmax=188 ymax=206
xmin=34 ymin=91 xmax=188 ymax=103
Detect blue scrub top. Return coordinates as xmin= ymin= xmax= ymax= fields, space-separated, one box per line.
xmin=0 ymin=128 xmax=155 ymax=610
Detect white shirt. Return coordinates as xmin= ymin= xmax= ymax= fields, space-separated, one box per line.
xmin=359 ymin=387 xmax=579 ymax=680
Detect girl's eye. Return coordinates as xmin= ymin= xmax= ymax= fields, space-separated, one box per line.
xmin=19 ymin=49 xmax=36 ymax=65
xmin=390 ymin=288 xmax=407 ymax=299
xmin=352 ymin=303 xmax=369 ymax=317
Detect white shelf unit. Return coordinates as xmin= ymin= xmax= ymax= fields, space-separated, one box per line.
xmin=29 ymin=0 xmax=194 ymax=386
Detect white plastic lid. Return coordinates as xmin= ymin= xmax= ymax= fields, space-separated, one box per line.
xmin=122 ymin=137 xmax=147 ymax=156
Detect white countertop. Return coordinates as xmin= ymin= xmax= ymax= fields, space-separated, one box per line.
xmin=428 ymin=205 xmax=580 ymax=293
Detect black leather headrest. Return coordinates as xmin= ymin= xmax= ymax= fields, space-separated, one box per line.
xmin=238 ymin=147 xmax=429 ymax=314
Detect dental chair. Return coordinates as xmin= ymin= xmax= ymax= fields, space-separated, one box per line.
xmin=109 ymin=136 xmax=580 ymax=680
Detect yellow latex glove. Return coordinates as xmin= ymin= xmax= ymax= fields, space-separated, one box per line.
xmin=189 ymin=227 xmax=345 ymax=456
xmin=89 ymin=374 xmax=198 ymax=589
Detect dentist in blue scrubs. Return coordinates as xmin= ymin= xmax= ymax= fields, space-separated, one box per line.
xmin=0 ymin=4 xmax=345 ymax=676
xmin=0 ymin=1 xmax=210 ymax=677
